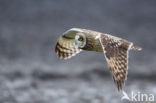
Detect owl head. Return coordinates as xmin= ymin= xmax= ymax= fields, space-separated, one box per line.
xmin=62 ymin=28 xmax=86 ymax=49
xmin=75 ymin=33 xmax=86 ymax=48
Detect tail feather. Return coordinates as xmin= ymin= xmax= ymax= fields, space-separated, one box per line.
xmin=131 ymin=46 xmax=142 ymax=51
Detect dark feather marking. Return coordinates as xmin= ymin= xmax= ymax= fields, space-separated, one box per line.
xmin=62 ymin=35 xmax=74 ymax=39
xmin=56 ymin=42 xmax=72 ymax=51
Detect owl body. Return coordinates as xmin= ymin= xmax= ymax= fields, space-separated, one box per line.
xmin=79 ymin=29 xmax=132 ymax=53
xmin=55 ymin=28 xmax=142 ymax=91
xmin=80 ymin=30 xmax=103 ymax=52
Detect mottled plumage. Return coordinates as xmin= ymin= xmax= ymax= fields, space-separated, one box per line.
xmin=55 ymin=28 xmax=142 ymax=91
xmin=55 ymin=33 xmax=82 ymax=59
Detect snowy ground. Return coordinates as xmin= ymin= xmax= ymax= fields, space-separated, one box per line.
xmin=0 ymin=59 xmax=156 ymax=103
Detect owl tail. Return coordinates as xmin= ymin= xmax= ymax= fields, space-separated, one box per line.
xmin=131 ymin=45 xmax=142 ymax=51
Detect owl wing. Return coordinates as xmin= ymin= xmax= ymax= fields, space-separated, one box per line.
xmin=99 ymin=34 xmax=132 ymax=91
xmin=55 ymin=29 xmax=82 ymax=59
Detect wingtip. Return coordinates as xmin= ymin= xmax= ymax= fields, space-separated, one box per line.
xmin=131 ymin=46 xmax=142 ymax=51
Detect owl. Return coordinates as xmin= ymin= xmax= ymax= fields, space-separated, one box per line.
xmin=55 ymin=28 xmax=142 ymax=91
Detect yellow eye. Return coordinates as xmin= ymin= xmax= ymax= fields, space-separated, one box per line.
xmin=78 ymin=37 xmax=83 ymax=41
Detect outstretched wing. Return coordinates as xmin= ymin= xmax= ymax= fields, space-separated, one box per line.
xmin=55 ymin=29 xmax=82 ymax=59
xmin=100 ymin=34 xmax=132 ymax=91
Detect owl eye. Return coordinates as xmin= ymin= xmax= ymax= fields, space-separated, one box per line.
xmin=78 ymin=36 xmax=83 ymax=41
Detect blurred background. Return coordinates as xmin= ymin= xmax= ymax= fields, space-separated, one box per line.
xmin=0 ymin=0 xmax=156 ymax=103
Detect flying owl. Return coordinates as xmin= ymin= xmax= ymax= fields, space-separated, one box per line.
xmin=55 ymin=28 xmax=142 ymax=91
